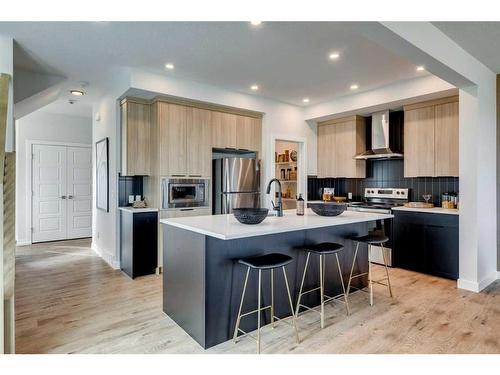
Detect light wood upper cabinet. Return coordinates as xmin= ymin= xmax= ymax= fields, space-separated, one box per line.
xmin=404 ymin=106 xmax=435 ymax=177
xmin=121 ymin=100 xmax=151 ymax=176
xmin=236 ymin=115 xmax=262 ymax=154
xmin=211 ymin=111 xmax=237 ymax=149
xmin=404 ymin=96 xmax=458 ymax=177
xmin=187 ymin=107 xmax=212 ymax=177
xmin=159 ymin=103 xmax=188 ymax=176
xmin=434 ymin=101 xmax=459 ymax=177
xmin=317 ymin=116 xmax=366 ymax=178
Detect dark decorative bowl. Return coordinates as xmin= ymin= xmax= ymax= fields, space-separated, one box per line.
xmin=233 ymin=208 xmax=269 ymax=225
xmin=308 ymin=202 xmax=347 ymax=217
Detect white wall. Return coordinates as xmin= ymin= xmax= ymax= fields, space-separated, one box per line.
xmin=15 ymin=111 xmax=92 ymax=245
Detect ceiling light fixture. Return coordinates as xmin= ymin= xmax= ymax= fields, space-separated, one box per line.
xmin=302 ymin=98 xmax=310 ymax=103
xmin=250 ymin=84 xmax=259 ymax=91
xmin=165 ymin=63 xmax=175 ymax=70
xmin=350 ymin=84 xmax=359 ymax=90
xmin=416 ymin=66 xmax=425 ymax=71
xmin=70 ymin=89 xmax=85 ymax=96
xmin=250 ymin=21 xmax=262 ymax=26
xmin=329 ymin=52 xmax=340 ymax=60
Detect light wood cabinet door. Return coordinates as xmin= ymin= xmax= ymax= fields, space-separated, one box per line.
xmin=335 ymin=118 xmax=366 ymax=178
xmin=317 ymin=123 xmax=336 ymax=178
xmin=121 ymin=101 xmax=150 ymax=176
xmin=404 ymin=106 xmax=435 ymax=177
xmin=236 ymin=115 xmax=262 ymax=154
xmin=187 ymin=107 xmax=212 ymax=177
xmin=434 ymin=101 xmax=459 ymax=177
xmin=211 ymin=111 xmax=237 ymax=149
xmin=159 ymin=103 xmax=188 ymax=176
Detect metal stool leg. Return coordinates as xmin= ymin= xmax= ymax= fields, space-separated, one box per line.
xmin=335 ymin=253 xmax=350 ymax=315
xmin=270 ymin=269 xmax=275 ymax=328
xmin=381 ymin=243 xmax=393 ymax=298
xmin=257 ymin=269 xmax=262 ymax=354
xmin=368 ymin=244 xmax=373 ymax=306
xmin=233 ymin=266 xmax=250 ymax=343
xmin=282 ymin=266 xmax=300 ymax=344
xmin=346 ymin=242 xmax=360 ymax=298
xmin=319 ymin=254 xmax=325 ymax=328
xmin=295 ymin=252 xmax=310 ymax=318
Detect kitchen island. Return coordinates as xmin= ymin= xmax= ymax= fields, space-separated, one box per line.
xmin=160 ymin=209 xmax=393 ymax=349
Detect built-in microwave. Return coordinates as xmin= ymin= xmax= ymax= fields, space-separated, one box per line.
xmin=161 ymin=177 xmax=209 ymax=209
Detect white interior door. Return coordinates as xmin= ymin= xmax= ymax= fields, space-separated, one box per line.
xmin=66 ymin=146 xmax=92 ymax=239
xmin=32 ymin=144 xmax=68 ymax=242
xmin=32 ymin=144 xmax=92 ymax=243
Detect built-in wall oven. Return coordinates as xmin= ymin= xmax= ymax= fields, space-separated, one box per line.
xmin=161 ymin=177 xmax=209 ymax=210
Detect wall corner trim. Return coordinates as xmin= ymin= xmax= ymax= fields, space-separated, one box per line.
xmin=91 ymin=242 xmax=120 ymax=270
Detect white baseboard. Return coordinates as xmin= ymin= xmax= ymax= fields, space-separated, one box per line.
xmin=91 ymin=242 xmax=120 ymax=270
xmin=15 ymin=240 xmax=31 ymax=247
xmin=458 ymin=273 xmax=498 ymax=293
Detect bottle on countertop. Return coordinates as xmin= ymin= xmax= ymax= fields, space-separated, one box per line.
xmin=296 ymin=193 xmax=305 ymax=216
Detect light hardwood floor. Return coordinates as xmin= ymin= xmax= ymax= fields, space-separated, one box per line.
xmin=15 ymin=239 xmax=500 ymax=354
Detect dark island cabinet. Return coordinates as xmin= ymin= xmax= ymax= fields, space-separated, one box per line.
xmin=393 ymin=211 xmax=458 ymax=280
xmin=120 ymin=209 xmax=158 ymax=279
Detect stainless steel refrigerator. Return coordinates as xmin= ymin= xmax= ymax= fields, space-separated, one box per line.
xmin=213 ymin=158 xmax=260 ymax=214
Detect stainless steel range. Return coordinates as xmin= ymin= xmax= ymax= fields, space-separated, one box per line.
xmin=348 ymin=188 xmax=409 ymax=266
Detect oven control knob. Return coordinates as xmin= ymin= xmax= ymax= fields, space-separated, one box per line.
xmin=396 ymin=191 xmax=400 ymax=195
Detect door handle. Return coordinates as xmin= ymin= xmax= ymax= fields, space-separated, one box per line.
xmin=61 ymin=195 xmax=67 ymax=199
xmin=68 ymin=195 xmax=74 ymax=199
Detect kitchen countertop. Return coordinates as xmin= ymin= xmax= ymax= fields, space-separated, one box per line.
xmin=392 ymin=206 xmax=459 ymax=215
xmin=160 ymin=208 xmax=393 ymax=240
xmin=118 ymin=207 xmax=159 ymax=213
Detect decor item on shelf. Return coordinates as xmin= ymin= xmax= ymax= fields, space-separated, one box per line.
xmin=286 ymin=186 xmax=292 ymax=199
xmin=233 ymin=208 xmax=269 ymax=225
xmin=278 ymin=154 xmax=284 ymax=163
xmin=289 ymin=168 xmax=297 ymax=180
xmin=296 ymin=193 xmax=304 ymax=216
xmin=308 ymin=202 xmax=347 ymax=216
xmin=275 ymin=152 xmax=278 ymax=163
xmin=284 ymin=150 xmax=290 ymax=162
xmin=132 ymin=199 xmax=147 ymax=208
xmin=290 ymin=150 xmax=297 ymax=162
xmin=280 ymin=169 xmax=286 ymax=179
xmin=96 ymin=137 xmax=109 ymax=212
xmin=286 ymin=168 xmax=291 ymax=180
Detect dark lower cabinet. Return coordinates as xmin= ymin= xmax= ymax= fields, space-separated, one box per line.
xmin=393 ymin=211 xmax=458 ymax=280
xmin=120 ymin=210 xmax=158 ymax=279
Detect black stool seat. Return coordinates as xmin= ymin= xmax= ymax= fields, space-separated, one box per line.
xmin=351 ymin=234 xmax=389 ymax=245
xmin=238 ymin=253 xmax=293 ymax=269
xmin=304 ymin=242 xmax=344 ymax=254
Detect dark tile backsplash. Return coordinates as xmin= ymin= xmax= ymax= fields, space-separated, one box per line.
xmin=308 ymin=159 xmax=459 ymax=205
xmin=118 ymin=175 xmax=144 ymax=206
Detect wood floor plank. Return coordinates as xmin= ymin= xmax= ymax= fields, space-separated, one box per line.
xmin=15 ymin=239 xmax=500 ymax=354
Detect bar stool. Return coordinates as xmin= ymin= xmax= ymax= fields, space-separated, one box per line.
xmin=295 ymin=242 xmax=350 ymax=329
xmin=346 ymin=234 xmax=393 ymax=306
xmin=233 ymin=253 xmax=299 ymax=354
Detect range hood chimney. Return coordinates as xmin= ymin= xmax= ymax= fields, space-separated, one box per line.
xmin=354 ymin=110 xmax=403 ymax=160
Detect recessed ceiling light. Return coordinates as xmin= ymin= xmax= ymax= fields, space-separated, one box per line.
xmin=70 ymin=90 xmax=85 ymax=96
xmin=250 ymin=21 xmax=262 ymax=26
xmin=250 ymin=84 xmax=259 ymax=91
xmin=302 ymin=98 xmax=310 ymax=103
xmin=329 ymin=52 xmax=340 ymax=60
xmin=350 ymin=84 xmax=359 ymax=90
xmin=165 ymin=63 xmax=175 ymax=70
xmin=416 ymin=66 xmax=425 ymax=71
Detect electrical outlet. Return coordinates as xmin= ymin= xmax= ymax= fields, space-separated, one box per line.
xmin=135 ymin=195 xmax=141 ymax=201
xmin=348 ymin=192 xmax=353 ymax=200
xmin=128 ymin=195 xmax=135 ymax=204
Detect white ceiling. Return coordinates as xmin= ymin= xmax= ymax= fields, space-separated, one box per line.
xmin=0 ymin=22 xmax=430 ymax=115
xmin=433 ymin=22 xmax=500 ymax=73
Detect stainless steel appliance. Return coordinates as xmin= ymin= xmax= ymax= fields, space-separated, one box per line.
xmin=161 ymin=177 xmax=209 ymax=210
xmin=348 ymin=188 xmax=409 ymax=266
xmin=213 ymin=158 xmax=260 ymax=214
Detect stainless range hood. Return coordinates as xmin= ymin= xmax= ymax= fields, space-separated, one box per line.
xmin=354 ymin=110 xmax=403 ymax=160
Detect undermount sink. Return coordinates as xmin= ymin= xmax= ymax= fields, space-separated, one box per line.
xmin=233 ymin=208 xmax=269 ymax=225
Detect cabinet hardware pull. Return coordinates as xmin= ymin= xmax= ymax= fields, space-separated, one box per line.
xmin=61 ymin=195 xmax=67 ymax=199
xmin=171 ymin=174 xmax=186 ymax=177
xmin=189 ymin=175 xmax=202 ymax=177
xmin=180 ymin=208 xmax=195 ymax=211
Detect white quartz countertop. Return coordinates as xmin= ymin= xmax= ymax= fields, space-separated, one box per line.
xmin=160 ymin=209 xmax=393 ymax=240
xmin=392 ymin=206 xmax=459 ymax=215
xmin=119 ymin=207 xmax=159 ymax=213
